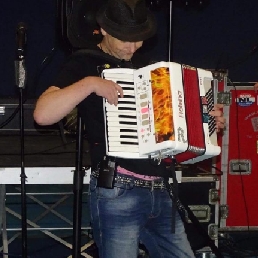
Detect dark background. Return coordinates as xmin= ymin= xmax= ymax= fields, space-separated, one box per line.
xmin=0 ymin=0 xmax=258 ymax=98
xmin=1 ymin=1 xmax=258 ymax=257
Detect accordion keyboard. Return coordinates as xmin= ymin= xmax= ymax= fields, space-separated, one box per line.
xmin=103 ymin=69 xmax=143 ymax=158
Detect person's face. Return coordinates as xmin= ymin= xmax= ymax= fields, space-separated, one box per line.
xmin=101 ymin=29 xmax=143 ymax=61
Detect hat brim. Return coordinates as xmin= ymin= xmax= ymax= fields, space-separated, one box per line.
xmin=96 ymin=5 xmax=157 ymax=42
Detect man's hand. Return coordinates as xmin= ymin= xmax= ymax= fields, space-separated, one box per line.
xmin=254 ymin=82 xmax=258 ymax=93
xmin=92 ymin=77 xmax=124 ymax=105
xmin=209 ymin=104 xmax=226 ymax=133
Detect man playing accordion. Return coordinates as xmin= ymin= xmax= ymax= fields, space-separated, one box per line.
xmin=34 ymin=0 xmax=225 ymax=257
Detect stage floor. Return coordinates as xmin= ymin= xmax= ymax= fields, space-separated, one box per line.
xmin=1 ymin=232 xmax=258 ymax=258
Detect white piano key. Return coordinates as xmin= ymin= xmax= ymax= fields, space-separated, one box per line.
xmin=121 ymin=90 xmax=135 ymax=95
xmin=108 ymin=137 xmax=138 ymax=144
xmin=106 ymin=117 xmax=136 ymax=122
xmin=106 ymin=111 xmax=136 ymax=117
xmin=107 ymin=121 xmax=137 ymax=128
xmin=108 ymin=145 xmax=139 ymax=153
xmin=105 ymin=104 xmax=136 ymax=112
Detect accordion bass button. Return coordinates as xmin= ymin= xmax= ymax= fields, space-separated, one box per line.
xmin=142 ymin=120 xmax=149 ymax=126
xmin=140 ymin=101 xmax=148 ymax=107
xmin=140 ymin=93 xmax=147 ymax=99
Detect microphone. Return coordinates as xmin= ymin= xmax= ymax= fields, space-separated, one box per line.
xmin=16 ymin=22 xmax=27 ymax=58
xmin=15 ymin=22 xmax=27 ymax=87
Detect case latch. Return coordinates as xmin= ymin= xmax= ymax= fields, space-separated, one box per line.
xmin=209 ymin=189 xmax=220 ymax=205
xmin=220 ymin=205 xmax=229 ymax=219
xmin=186 ymin=205 xmax=211 ymax=223
xmin=229 ymin=159 xmax=251 ymax=175
xmin=208 ymin=224 xmax=218 ymax=240
xmin=217 ymin=91 xmax=232 ymax=105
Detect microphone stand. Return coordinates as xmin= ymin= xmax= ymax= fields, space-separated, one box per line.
xmin=15 ymin=52 xmax=28 ymax=257
xmin=168 ymin=0 xmax=173 ymax=62
xmin=72 ymin=114 xmax=85 ymax=257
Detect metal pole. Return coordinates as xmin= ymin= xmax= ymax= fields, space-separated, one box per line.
xmin=15 ymin=22 xmax=28 ymax=257
xmin=72 ymin=114 xmax=85 ymax=257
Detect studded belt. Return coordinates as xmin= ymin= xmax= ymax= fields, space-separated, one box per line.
xmin=91 ymin=170 xmax=166 ymax=190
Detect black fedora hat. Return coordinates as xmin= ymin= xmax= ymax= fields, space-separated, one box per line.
xmin=96 ymin=0 xmax=157 ymax=42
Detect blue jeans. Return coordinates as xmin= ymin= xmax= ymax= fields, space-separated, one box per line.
xmin=89 ymin=175 xmax=195 ymax=258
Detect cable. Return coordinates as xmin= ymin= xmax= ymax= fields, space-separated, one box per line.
xmin=226 ymin=43 xmax=258 ymax=70
xmin=0 ymin=139 xmax=89 ymax=157
xmin=0 ymin=98 xmax=28 ymax=129
xmin=31 ymin=47 xmax=58 ymax=97
xmin=219 ymin=233 xmax=258 ymax=258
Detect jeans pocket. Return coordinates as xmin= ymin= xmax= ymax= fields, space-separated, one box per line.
xmin=90 ymin=175 xmax=128 ymax=199
xmin=97 ymin=185 xmax=126 ymax=199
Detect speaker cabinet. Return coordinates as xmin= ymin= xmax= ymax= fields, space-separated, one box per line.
xmin=56 ymin=0 xmax=105 ymax=51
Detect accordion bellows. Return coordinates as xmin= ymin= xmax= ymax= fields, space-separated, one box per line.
xmin=102 ymin=61 xmax=221 ymax=164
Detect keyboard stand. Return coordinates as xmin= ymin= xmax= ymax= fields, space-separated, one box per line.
xmin=0 ymin=167 xmax=92 ymax=257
